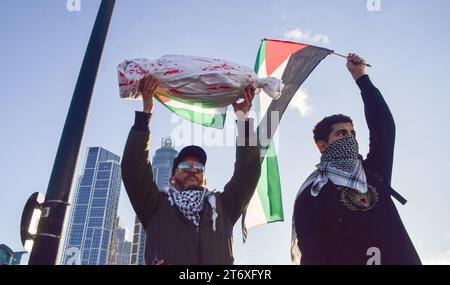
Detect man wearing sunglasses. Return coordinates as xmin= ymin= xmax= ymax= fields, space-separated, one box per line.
xmin=121 ymin=76 xmax=261 ymax=265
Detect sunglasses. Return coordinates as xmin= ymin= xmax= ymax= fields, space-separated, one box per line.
xmin=177 ymin=161 xmax=205 ymax=173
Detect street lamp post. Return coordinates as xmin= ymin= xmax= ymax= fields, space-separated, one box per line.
xmin=28 ymin=0 xmax=116 ymax=265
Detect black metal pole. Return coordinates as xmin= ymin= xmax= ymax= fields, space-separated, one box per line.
xmin=28 ymin=0 xmax=116 ymax=265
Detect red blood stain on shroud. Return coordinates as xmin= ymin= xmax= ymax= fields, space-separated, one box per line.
xmin=167 ymin=88 xmax=182 ymax=94
xmin=206 ymin=85 xmax=231 ymax=91
xmin=202 ymin=63 xmax=234 ymax=72
xmin=119 ymin=80 xmax=134 ymax=87
xmin=163 ymin=69 xmax=182 ymax=76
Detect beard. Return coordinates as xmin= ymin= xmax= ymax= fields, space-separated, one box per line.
xmin=173 ymin=175 xmax=203 ymax=191
xmin=184 ymin=174 xmax=200 ymax=183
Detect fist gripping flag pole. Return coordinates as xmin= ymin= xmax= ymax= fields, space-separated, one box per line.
xmin=332 ymin=51 xmax=372 ymax=67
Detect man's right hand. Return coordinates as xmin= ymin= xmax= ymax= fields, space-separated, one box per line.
xmin=139 ymin=75 xmax=158 ymax=114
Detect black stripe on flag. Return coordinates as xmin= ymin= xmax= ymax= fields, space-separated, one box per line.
xmin=257 ymin=46 xmax=332 ymax=157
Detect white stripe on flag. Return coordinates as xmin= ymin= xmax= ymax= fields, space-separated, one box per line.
xmin=244 ymin=56 xmax=290 ymax=228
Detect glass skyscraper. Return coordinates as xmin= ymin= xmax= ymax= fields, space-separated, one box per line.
xmin=61 ymin=147 xmax=121 ymax=265
xmin=109 ymin=217 xmax=132 ymax=265
xmin=130 ymin=215 xmax=146 ymax=265
xmin=130 ymin=138 xmax=178 ymax=265
xmin=152 ymin=137 xmax=179 ymax=190
xmin=0 ymin=244 xmax=27 ymax=265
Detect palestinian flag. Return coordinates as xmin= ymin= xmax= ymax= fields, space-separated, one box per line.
xmin=154 ymin=93 xmax=227 ymax=129
xmin=242 ymin=39 xmax=332 ymax=239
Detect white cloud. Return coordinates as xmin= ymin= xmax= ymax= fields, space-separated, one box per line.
xmin=284 ymin=28 xmax=330 ymax=44
xmin=288 ymin=88 xmax=312 ymax=117
xmin=312 ymin=34 xmax=330 ymax=44
xmin=284 ymin=28 xmax=309 ymax=41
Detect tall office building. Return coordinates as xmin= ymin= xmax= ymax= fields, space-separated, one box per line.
xmin=130 ymin=137 xmax=178 ymax=265
xmin=152 ymin=137 xmax=179 ymax=189
xmin=130 ymin=215 xmax=146 ymax=265
xmin=109 ymin=217 xmax=132 ymax=265
xmin=0 ymin=244 xmax=27 ymax=265
xmin=61 ymin=147 xmax=121 ymax=265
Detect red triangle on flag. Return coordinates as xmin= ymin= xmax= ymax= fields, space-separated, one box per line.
xmin=265 ymin=39 xmax=309 ymax=76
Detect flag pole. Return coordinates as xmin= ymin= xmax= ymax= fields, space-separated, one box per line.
xmin=332 ymin=51 xmax=372 ymax=67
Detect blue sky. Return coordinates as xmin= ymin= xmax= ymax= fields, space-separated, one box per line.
xmin=1 ymin=0 xmax=450 ymax=264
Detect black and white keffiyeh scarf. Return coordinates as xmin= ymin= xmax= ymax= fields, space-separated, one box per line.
xmin=166 ymin=187 xmax=217 ymax=229
xmin=297 ymin=135 xmax=368 ymax=198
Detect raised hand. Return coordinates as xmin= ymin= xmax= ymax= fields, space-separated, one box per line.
xmin=232 ymin=87 xmax=255 ymax=119
xmin=346 ymin=53 xmax=366 ymax=81
xmin=139 ymin=75 xmax=158 ymax=114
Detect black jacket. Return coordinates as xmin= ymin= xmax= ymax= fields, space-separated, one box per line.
xmin=293 ymin=75 xmax=421 ymax=265
xmin=121 ymin=112 xmax=261 ymax=264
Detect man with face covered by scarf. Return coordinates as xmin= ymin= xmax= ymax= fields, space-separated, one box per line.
xmin=121 ymin=76 xmax=261 ymax=265
xmin=292 ymin=53 xmax=421 ymax=265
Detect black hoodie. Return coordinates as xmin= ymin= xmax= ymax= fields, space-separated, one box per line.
xmin=293 ymin=75 xmax=421 ymax=265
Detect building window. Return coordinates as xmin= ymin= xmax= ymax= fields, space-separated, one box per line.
xmin=91 ymin=198 xmax=106 ymax=208
xmin=90 ymin=207 xmax=105 ymax=217
xmin=95 ymin=180 xmax=109 ymax=189
xmin=96 ymin=171 xmax=111 ymax=180
xmin=77 ymin=187 xmax=91 ymax=204
xmin=85 ymin=153 xmax=98 ymax=168
xmin=73 ymin=205 xmax=88 ymax=224
xmin=80 ymin=172 xmax=94 ymax=186
xmin=68 ymin=225 xmax=84 ymax=245
xmin=98 ymin=162 xmax=112 ymax=171
xmin=88 ymin=218 xmax=103 ymax=227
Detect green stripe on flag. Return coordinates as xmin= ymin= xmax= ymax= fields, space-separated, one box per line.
xmin=155 ymin=96 xmax=226 ymax=129
xmin=256 ymin=142 xmax=284 ymax=222
xmin=254 ymin=39 xmax=266 ymax=72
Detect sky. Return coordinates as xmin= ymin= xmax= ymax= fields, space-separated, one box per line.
xmin=1 ymin=0 xmax=450 ymax=265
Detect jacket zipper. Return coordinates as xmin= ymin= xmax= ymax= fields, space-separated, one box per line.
xmin=169 ymin=191 xmax=205 ymax=264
